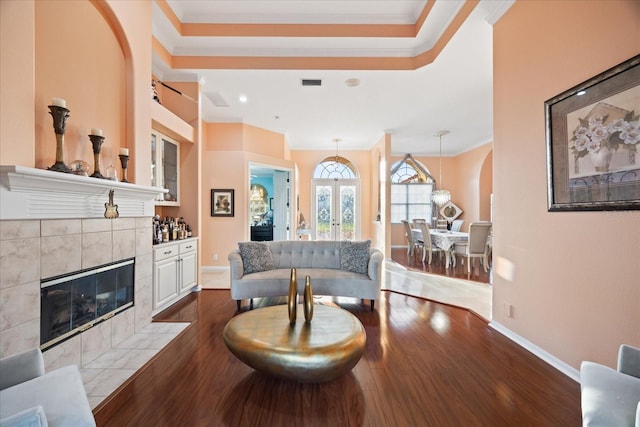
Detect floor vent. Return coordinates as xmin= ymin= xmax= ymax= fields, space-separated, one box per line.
xmin=301 ymin=79 xmax=322 ymax=87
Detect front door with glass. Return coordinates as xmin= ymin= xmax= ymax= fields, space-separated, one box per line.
xmin=313 ymin=179 xmax=359 ymax=241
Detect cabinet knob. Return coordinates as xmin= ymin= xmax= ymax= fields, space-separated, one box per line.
xmin=185 ymin=245 xmax=192 ymax=249
xmin=164 ymin=250 xmax=172 ymax=255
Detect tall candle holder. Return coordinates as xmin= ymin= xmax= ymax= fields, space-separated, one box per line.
xmin=118 ymin=154 xmax=130 ymax=183
xmin=88 ymin=134 xmax=105 ymax=178
xmin=47 ymin=105 xmax=72 ymax=173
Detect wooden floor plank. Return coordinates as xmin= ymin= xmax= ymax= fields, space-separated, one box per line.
xmin=93 ymin=290 xmax=580 ymax=426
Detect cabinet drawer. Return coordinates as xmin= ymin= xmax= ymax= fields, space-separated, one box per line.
xmin=179 ymin=241 xmax=196 ymax=254
xmin=154 ymin=244 xmax=179 ymax=261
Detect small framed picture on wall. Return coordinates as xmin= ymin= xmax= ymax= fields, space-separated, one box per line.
xmin=211 ymin=189 xmax=234 ymax=217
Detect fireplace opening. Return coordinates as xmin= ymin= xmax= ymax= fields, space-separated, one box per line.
xmin=40 ymin=258 xmax=135 ymax=350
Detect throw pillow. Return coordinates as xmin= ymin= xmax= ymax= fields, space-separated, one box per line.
xmin=340 ymin=240 xmax=371 ymax=274
xmin=238 ymin=242 xmax=275 ymax=274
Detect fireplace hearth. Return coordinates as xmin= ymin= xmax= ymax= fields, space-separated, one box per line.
xmin=40 ymin=258 xmax=135 ymax=350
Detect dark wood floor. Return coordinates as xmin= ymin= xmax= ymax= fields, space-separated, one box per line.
xmin=93 ymin=289 xmax=580 ymax=426
xmin=391 ymin=247 xmax=491 ymax=284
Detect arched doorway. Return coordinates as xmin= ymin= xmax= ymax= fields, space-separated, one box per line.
xmin=311 ymin=156 xmax=360 ymax=241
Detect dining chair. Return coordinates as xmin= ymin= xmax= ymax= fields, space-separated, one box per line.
xmin=417 ymin=222 xmax=445 ymax=264
xmin=401 ymin=220 xmax=423 ymax=256
xmin=450 ymin=219 xmax=464 ymax=232
xmin=453 ymin=222 xmax=492 ymax=273
xmin=412 ymin=218 xmax=427 ymax=227
xmin=436 ymin=219 xmax=448 ymax=230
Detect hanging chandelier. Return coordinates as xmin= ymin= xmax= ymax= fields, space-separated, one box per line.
xmin=250 ymin=185 xmax=262 ymax=201
xmin=432 ymin=130 xmax=451 ymax=207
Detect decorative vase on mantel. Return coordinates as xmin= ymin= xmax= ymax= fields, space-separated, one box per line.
xmin=589 ymin=146 xmax=613 ymax=172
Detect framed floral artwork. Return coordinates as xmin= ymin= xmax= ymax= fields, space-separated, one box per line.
xmin=211 ymin=189 xmax=234 ymax=217
xmin=545 ymin=54 xmax=640 ymax=211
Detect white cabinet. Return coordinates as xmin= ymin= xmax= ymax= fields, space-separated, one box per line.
xmin=178 ymin=240 xmax=197 ymax=293
xmin=152 ymin=238 xmax=198 ymax=314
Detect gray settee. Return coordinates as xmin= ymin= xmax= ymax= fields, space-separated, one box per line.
xmin=0 ymin=348 xmax=96 ymax=427
xmin=229 ymin=240 xmax=383 ymax=311
xmin=580 ymin=344 xmax=640 ymax=427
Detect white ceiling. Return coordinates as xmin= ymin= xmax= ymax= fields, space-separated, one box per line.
xmin=151 ymin=0 xmax=514 ymax=156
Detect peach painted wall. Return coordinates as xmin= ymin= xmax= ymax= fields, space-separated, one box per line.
xmin=244 ymin=123 xmax=287 ymax=158
xmin=0 ymin=1 xmax=35 ymax=167
xmin=479 ymin=152 xmax=493 ymax=221
xmin=370 ymin=134 xmax=392 ymax=257
xmin=201 ymin=122 xmax=295 ymax=267
xmin=1 ymin=0 xmax=151 ymax=186
xmin=35 ymin=1 xmax=125 ymax=173
xmin=102 ymin=0 xmax=152 ymax=186
xmin=493 ymin=0 xmax=640 ymax=369
xmin=450 ymin=143 xmax=493 ymax=230
xmin=289 ymin=149 xmax=373 ymax=241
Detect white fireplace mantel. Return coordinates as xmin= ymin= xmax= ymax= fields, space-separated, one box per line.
xmin=0 ymin=165 xmax=167 ymax=220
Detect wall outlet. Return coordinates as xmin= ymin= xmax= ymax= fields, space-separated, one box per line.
xmin=503 ymin=302 xmax=513 ymax=318
xmin=212 ymin=253 xmax=218 ymax=261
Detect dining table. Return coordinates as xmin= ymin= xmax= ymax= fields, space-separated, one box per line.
xmin=411 ymin=228 xmax=469 ymax=268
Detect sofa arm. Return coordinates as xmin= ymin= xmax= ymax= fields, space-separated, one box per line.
xmin=580 ymin=360 xmax=640 ymax=427
xmin=368 ymin=249 xmax=384 ymax=284
xmin=618 ymin=344 xmax=640 ymax=379
xmin=228 ymin=249 xmax=244 ymax=281
xmin=0 ymin=405 xmax=48 ymax=427
xmin=0 ymin=348 xmax=45 ymax=391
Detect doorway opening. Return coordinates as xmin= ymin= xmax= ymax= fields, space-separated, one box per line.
xmin=249 ymin=163 xmax=293 ymax=241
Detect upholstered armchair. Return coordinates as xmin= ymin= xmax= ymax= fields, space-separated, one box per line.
xmin=0 ymin=348 xmax=96 ymax=427
xmin=580 ymin=344 xmax=640 ymax=427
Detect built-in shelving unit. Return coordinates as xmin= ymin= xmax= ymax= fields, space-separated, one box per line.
xmin=150 ymin=100 xmax=195 ymax=144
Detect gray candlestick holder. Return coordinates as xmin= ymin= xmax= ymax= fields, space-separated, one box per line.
xmin=47 ymin=105 xmax=72 ymax=173
xmin=89 ymin=134 xmax=105 ymax=179
xmin=118 ymin=154 xmax=130 ymax=183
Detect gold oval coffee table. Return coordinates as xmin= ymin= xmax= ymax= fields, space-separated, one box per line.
xmin=223 ymin=304 xmax=366 ymax=383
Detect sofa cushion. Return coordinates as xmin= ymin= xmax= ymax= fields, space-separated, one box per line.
xmin=340 ymin=240 xmax=370 ymax=274
xmin=238 ymin=242 xmax=275 ymax=274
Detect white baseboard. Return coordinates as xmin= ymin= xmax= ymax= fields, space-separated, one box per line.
xmin=201 ymin=266 xmax=230 ymax=272
xmin=489 ymin=321 xmax=580 ymax=383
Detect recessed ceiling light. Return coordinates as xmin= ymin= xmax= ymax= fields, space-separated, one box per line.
xmin=577 ymin=90 xmax=587 ymax=96
xmin=239 ymin=94 xmax=248 ymax=103
xmin=345 ymin=78 xmax=360 ymax=87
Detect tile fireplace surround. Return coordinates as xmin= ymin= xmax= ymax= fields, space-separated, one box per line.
xmin=0 ymin=166 xmax=168 ymax=379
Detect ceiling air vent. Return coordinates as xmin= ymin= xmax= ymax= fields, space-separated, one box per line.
xmin=301 ymin=79 xmax=322 ymax=87
xmin=206 ymin=92 xmax=229 ymax=107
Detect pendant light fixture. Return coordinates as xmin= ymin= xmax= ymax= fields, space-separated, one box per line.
xmin=432 ymin=130 xmax=451 ymax=207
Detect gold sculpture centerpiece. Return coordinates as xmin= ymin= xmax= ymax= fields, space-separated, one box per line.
xmin=223 ymin=304 xmax=366 ymax=383
xmin=288 ymin=267 xmax=297 ymax=325
xmin=303 ymin=276 xmax=313 ymax=322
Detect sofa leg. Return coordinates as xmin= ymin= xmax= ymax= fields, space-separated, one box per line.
xmin=370 ymin=300 xmax=375 ymax=311
xmin=236 ymin=300 xmax=241 ymax=311
xmin=250 ymin=298 xmax=253 ymax=310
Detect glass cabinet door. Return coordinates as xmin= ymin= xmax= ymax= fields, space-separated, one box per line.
xmin=151 ymin=130 xmax=180 ymax=206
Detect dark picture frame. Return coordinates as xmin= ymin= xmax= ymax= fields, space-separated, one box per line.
xmin=211 ymin=189 xmax=234 ymax=217
xmin=545 ymin=54 xmax=640 ymax=211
